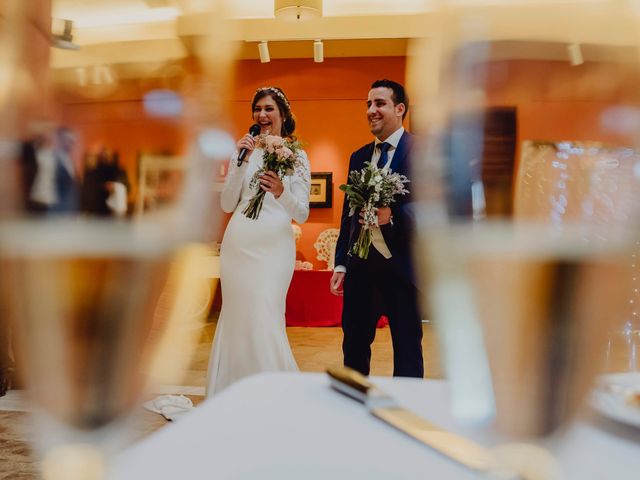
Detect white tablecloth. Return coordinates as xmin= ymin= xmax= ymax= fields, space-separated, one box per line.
xmin=111 ymin=373 xmax=640 ymax=479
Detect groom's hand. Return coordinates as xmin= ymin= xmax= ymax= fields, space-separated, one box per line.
xmin=359 ymin=207 xmax=392 ymax=226
xmin=376 ymin=207 xmax=392 ymax=226
xmin=330 ymin=271 xmax=345 ymax=296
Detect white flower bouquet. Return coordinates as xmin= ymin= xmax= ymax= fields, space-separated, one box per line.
xmin=339 ymin=161 xmax=410 ymax=259
xmin=243 ymin=134 xmax=302 ymax=220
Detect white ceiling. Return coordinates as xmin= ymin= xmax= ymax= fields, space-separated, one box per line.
xmin=53 ymin=0 xmax=431 ymax=26
xmin=49 ymin=1 xmax=640 ymax=72
xmin=50 ymin=0 xmax=434 ymax=69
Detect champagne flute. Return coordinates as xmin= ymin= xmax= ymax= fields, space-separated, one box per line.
xmin=0 ymin=1 xmax=235 ymax=478
xmin=408 ymin=0 xmax=640 ymax=475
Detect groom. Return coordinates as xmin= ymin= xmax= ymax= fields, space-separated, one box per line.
xmin=330 ymin=79 xmax=423 ymax=378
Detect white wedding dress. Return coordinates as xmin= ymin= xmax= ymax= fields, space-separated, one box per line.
xmin=206 ymin=147 xmax=311 ymax=396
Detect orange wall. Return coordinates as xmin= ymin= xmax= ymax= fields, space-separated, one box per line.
xmin=16 ymin=0 xmax=54 ymax=130
xmin=60 ymin=101 xmax=190 ymax=199
xmin=229 ymin=58 xmax=408 ymax=267
xmin=1 ymin=0 xmax=52 ymax=211
xmin=59 ymin=56 xmax=640 ymax=267
xmin=60 ymin=57 xmax=407 ymax=268
xmin=483 ymin=60 xmax=640 ymax=174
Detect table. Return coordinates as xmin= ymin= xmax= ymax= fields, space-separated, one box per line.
xmin=285 ymin=270 xmax=341 ymax=327
xmin=285 ymin=270 xmax=388 ymax=328
xmin=111 ymin=373 xmax=640 ymax=479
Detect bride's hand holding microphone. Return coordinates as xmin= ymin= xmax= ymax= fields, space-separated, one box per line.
xmin=236 ymin=135 xmax=255 ymax=165
xmin=236 ymin=123 xmax=283 ymax=198
xmin=236 ymin=124 xmax=261 ymax=166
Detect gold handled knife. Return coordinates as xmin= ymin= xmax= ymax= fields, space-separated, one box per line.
xmin=327 ymin=366 xmax=523 ymax=479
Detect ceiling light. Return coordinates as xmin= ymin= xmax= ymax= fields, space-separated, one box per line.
xmin=567 ymin=43 xmax=583 ymax=66
xmin=274 ymin=0 xmax=322 ymax=20
xmin=75 ymin=67 xmax=87 ymax=87
xmin=258 ymin=41 xmax=270 ymax=63
xmin=313 ymin=39 xmax=323 ymax=63
xmin=92 ymin=66 xmax=102 ymax=85
xmin=51 ymin=19 xmax=80 ymax=50
xmin=91 ymin=65 xmax=115 ymax=85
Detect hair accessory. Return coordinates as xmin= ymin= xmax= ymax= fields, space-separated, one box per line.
xmin=256 ymin=87 xmax=290 ymax=109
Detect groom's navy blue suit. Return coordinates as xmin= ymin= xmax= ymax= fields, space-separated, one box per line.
xmin=335 ymin=131 xmax=424 ymax=377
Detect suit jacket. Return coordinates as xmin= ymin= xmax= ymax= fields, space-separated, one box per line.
xmin=51 ymin=151 xmax=79 ymax=213
xmin=81 ymin=162 xmax=129 ymax=216
xmin=335 ymin=131 xmax=417 ymax=284
xmin=19 ymin=141 xmax=39 ymax=211
xmin=19 ymin=141 xmax=80 ymax=214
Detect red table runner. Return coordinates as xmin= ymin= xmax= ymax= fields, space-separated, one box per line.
xmin=285 ymin=270 xmax=388 ymax=328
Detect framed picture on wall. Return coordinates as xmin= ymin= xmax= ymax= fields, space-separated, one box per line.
xmin=309 ymin=172 xmax=332 ymax=208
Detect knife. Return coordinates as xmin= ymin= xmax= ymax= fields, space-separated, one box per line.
xmin=326 ymin=366 xmax=523 ymax=479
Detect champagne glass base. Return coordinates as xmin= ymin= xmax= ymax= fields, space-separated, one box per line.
xmin=42 ymin=443 xmax=106 ymax=480
xmin=488 ymin=442 xmax=563 ymax=480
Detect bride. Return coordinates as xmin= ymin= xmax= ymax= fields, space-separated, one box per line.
xmin=206 ymin=86 xmax=311 ymax=396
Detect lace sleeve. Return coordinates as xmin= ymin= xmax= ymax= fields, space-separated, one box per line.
xmin=220 ymin=151 xmax=248 ymax=213
xmin=294 ymin=150 xmax=311 ymax=185
xmin=276 ymin=150 xmax=310 ymax=224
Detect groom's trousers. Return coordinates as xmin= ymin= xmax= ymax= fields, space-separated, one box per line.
xmin=341 ymin=248 xmax=424 ymax=378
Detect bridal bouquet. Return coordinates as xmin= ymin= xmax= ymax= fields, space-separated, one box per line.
xmin=242 ymin=134 xmax=302 ymax=220
xmin=339 ymin=161 xmax=410 ymax=259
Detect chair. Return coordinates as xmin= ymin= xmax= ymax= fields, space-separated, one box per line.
xmin=313 ymin=228 xmax=339 ymax=270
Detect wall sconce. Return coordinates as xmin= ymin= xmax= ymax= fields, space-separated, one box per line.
xmin=313 ymin=39 xmax=323 ymax=63
xmin=258 ymin=41 xmax=271 ymax=63
xmin=567 ymin=43 xmax=583 ymax=66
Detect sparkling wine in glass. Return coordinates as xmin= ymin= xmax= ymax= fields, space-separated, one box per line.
xmin=408 ymin=1 xmax=640 ymax=475
xmin=0 ymin=1 xmax=235 ymax=478
xmin=0 ymin=219 xmax=226 ymax=478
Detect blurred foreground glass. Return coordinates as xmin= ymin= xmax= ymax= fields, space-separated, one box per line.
xmin=409 ymin=0 xmax=640 ymax=446
xmin=0 ymin=1 xmax=234 ymax=478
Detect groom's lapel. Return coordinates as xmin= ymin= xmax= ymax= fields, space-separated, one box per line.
xmin=390 ymin=131 xmax=411 ymax=173
xmin=350 ymin=143 xmax=375 ymax=230
xmin=361 ymin=142 xmax=376 ymax=167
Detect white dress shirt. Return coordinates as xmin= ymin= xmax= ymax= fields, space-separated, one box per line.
xmin=29 ymin=147 xmax=58 ymax=206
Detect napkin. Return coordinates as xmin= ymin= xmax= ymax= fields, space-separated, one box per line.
xmin=143 ymin=395 xmax=193 ymax=421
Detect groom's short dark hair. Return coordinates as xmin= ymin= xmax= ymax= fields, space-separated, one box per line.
xmin=371 ymin=79 xmax=408 ymax=119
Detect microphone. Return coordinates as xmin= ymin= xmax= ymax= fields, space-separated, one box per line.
xmin=237 ymin=124 xmax=261 ymax=166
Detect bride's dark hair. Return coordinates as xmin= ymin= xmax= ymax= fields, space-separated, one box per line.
xmin=251 ymin=86 xmax=296 ymax=139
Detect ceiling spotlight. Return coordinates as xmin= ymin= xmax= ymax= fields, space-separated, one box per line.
xmin=75 ymin=67 xmax=87 ymax=87
xmin=275 ymin=0 xmax=322 ymax=20
xmin=51 ymin=18 xmax=80 ymax=50
xmin=313 ymin=39 xmax=323 ymax=63
xmin=567 ymin=43 xmax=583 ymax=66
xmin=90 ymin=65 xmax=115 ymax=86
xmin=258 ymin=41 xmax=270 ymax=63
